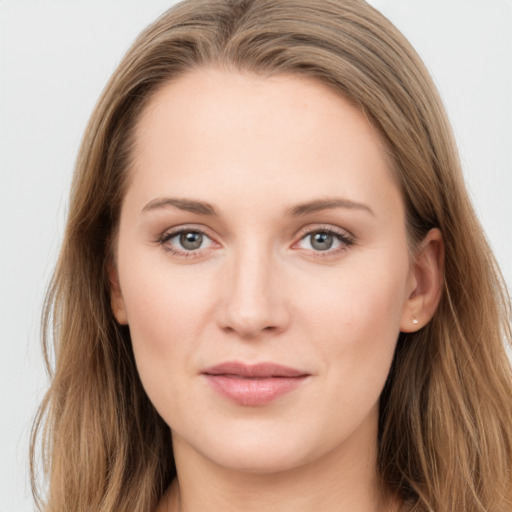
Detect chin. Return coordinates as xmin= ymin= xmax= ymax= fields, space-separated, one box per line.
xmin=204 ymin=441 xmax=311 ymax=474
xmin=173 ymin=416 xmax=343 ymax=476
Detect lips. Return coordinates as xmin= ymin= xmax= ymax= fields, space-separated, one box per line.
xmin=202 ymin=362 xmax=309 ymax=406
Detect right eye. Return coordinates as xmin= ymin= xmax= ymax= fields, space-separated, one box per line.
xmin=160 ymin=229 xmax=215 ymax=256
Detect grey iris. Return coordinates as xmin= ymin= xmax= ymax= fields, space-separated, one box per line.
xmin=311 ymin=232 xmax=334 ymax=251
xmin=180 ymin=231 xmax=203 ymax=250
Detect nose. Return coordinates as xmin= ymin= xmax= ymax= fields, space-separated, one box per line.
xmin=217 ymin=244 xmax=290 ymax=339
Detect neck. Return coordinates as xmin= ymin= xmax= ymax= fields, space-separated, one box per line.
xmin=160 ymin=412 xmax=399 ymax=512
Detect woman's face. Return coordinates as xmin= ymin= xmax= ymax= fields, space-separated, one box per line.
xmin=112 ymin=69 xmax=420 ymax=473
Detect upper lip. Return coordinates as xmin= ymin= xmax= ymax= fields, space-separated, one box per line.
xmin=202 ymin=361 xmax=309 ymax=378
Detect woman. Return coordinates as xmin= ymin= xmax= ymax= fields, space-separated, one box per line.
xmin=31 ymin=0 xmax=512 ymax=511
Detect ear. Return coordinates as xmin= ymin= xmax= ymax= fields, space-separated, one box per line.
xmin=400 ymin=228 xmax=444 ymax=333
xmin=107 ymin=260 xmax=128 ymax=325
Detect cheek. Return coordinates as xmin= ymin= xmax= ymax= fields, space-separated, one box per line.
xmin=296 ymin=252 xmax=409 ymax=380
xmin=117 ymin=252 xmax=217 ymax=395
xmin=121 ymin=248 xmax=213 ymax=334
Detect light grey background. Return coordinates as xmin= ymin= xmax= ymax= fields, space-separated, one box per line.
xmin=1 ymin=1 xmax=510 ymax=510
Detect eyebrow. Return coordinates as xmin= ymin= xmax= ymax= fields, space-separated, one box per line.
xmin=287 ymin=198 xmax=375 ymax=217
xmin=141 ymin=196 xmax=374 ymax=218
xmin=142 ymin=197 xmax=217 ymax=216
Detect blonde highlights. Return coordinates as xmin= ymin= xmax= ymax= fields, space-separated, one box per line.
xmin=31 ymin=1 xmax=512 ymax=511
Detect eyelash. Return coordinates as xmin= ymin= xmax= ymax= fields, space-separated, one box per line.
xmin=158 ymin=226 xmax=215 ymax=258
xmin=157 ymin=225 xmax=355 ymax=258
xmin=293 ymin=226 xmax=355 ymax=258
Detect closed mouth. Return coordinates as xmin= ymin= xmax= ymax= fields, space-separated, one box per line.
xmin=202 ymin=361 xmax=310 ymax=406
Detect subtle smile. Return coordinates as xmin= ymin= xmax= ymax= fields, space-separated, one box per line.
xmin=202 ymin=362 xmax=310 ymax=406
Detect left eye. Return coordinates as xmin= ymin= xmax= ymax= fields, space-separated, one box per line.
xmin=163 ymin=230 xmax=213 ymax=251
xmin=297 ymin=230 xmax=349 ymax=252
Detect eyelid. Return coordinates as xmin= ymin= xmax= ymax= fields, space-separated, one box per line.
xmin=158 ymin=224 xmax=220 ymax=256
xmin=156 ymin=223 xmax=355 ymax=258
xmin=293 ymin=223 xmax=355 ymax=242
xmin=291 ymin=224 xmax=355 ymax=255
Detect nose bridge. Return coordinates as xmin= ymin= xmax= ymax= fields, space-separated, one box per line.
xmin=219 ymin=238 xmax=288 ymax=338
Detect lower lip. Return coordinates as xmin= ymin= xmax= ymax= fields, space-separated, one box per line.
xmin=204 ymin=375 xmax=308 ymax=406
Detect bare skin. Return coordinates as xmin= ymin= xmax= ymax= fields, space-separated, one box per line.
xmin=110 ymin=69 xmax=443 ymax=512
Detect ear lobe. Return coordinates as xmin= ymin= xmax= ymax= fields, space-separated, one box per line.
xmin=400 ymin=228 xmax=444 ymax=332
xmin=107 ymin=261 xmax=128 ymax=325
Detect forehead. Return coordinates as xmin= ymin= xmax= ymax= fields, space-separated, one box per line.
xmin=135 ymin=68 xmax=388 ymax=158
xmin=126 ymin=68 xmax=400 ymax=219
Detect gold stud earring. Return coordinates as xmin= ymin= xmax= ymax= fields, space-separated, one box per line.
xmin=411 ymin=316 xmax=419 ymax=325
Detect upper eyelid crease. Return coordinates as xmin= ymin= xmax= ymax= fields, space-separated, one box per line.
xmin=160 ymin=227 xmax=212 ymax=242
xmin=297 ymin=228 xmax=354 ymax=244
xmin=296 ymin=224 xmax=355 ymax=240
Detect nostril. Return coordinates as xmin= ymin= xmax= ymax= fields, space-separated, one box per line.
xmin=219 ymin=317 xmax=285 ymax=339
xmin=216 ymin=264 xmax=291 ymax=338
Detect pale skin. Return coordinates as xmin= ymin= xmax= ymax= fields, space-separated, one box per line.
xmin=109 ymin=69 xmax=444 ymax=512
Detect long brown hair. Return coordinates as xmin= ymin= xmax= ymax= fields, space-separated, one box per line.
xmin=31 ymin=1 xmax=512 ymax=510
